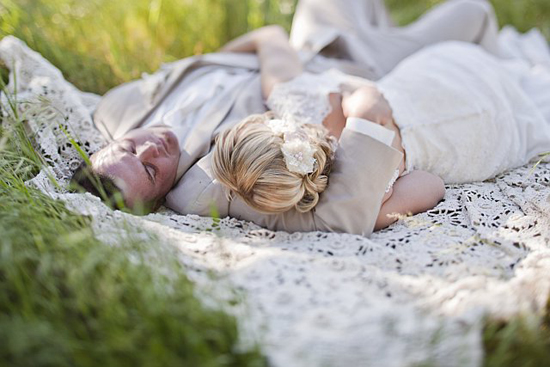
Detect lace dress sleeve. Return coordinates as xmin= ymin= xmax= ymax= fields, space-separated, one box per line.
xmin=266 ymin=71 xmax=342 ymax=126
xmin=386 ymin=169 xmax=400 ymax=193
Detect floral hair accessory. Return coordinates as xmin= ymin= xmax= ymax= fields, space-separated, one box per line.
xmin=266 ymin=119 xmax=317 ymax=175
xmin=266 ymin=119 xmax=295 ymax=135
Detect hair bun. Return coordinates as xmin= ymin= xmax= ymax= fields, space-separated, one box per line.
xmin=296 ymin=174 xmax=328 ymax=212
xmin=212 ymin=113 xmax=336 ymax=214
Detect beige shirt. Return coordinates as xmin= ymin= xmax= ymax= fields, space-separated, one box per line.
xmin=93 ymin=51 xmax=402 ymax=236
xmin=142 ymin=65 xmax=251 ymax=148
xmin=166 ymin=128 xmax=402 ymax=236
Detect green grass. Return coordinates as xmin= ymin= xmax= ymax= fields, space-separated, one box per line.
xmin=483 ymin=308 xmax=550 ymax=367
xmin=0 ymin=0 xmax=297 ymax=94
xmin=0 ymin=87 xmax=267 ymax=366
xmin=387 ymin=0 xmax=550 ymax=37
xmin=1 ymin=0 xmax=550 ymax=366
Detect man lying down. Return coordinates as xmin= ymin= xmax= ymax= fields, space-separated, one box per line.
xmin=73 ymin=0 xmax=511 ymax=236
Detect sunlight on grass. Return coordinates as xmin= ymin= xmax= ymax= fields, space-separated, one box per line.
xmin=0 ymin=80 xmax=267 ymax=366
xmin=0 ymin=0 xmax=297 ymax=94
xmin=1 ymin=0 xmax=550 ymax=365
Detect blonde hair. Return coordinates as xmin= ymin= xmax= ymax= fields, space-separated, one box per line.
xmin=212 ymin=113 xmax=337 ymax=214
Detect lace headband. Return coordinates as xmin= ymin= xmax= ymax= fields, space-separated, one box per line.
xmin=266 ymin=119 xmax=317 ymax=176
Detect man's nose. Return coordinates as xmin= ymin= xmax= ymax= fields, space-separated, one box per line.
xmin=137 ymin=141 xmax=160 ymax=159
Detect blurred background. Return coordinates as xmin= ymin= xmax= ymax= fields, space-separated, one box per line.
xmin=1 ymin=1 xmax=550 ymax=366
xmin=1 ymin=0 xmax=549 ymax=94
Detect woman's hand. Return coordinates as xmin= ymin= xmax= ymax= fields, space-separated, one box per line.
xmin=341 ymin=85 xmax=393 ymax=126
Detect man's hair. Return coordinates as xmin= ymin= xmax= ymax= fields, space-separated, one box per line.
xmin=70 ymin=161 xmax=125 ymax=210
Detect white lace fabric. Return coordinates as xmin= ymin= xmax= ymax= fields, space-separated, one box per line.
xmin=2 ymin=34 xmax=550 ymax=367
xmin=265 ymin=68 xmax=368 ymax=127
xmin=266 ymin=71 xmax=340 ymax=126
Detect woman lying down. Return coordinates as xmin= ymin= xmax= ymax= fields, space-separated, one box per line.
xmin=208 ymin=40 xmax=550 ymax=234
xmin=75 ymin=27 xmax=550 ymax=236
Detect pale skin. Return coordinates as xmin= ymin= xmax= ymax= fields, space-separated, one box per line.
xmin=90 ymin=126 xmax=180 ymax=210
xmin=221 ymin=25 xmax=303 ymax=99
xmin=224 ymin=25 xmax=446 ymax=230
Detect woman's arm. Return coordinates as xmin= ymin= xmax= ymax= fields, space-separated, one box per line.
xmin=220 ymin=25 xmax=302 ymax=99
xmin=374 ymin=170 xmax=445 ymax=231
xmin=342 ymin=85 xmax=394 ymax=126
xmin=339 ymin=85 xmax=406 ymax=173
xmin=321 ymin=84 xmax=395 ymax=140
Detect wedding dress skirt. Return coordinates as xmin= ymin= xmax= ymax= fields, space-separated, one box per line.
xmin=378 ymin=41 xmax=550 ymax=183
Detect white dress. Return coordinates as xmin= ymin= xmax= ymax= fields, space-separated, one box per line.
xmin=268 ymin=41 xmax=550 ymax=184
xmin=378 ymin=41 xmax=550 ymax=184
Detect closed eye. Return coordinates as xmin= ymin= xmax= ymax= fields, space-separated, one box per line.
xmin=143 ymin=163 xmax=156 ymax=184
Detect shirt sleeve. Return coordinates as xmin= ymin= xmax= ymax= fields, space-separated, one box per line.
xmin=229 ymin=129 xmax=404 ymax=237
xmin=345 ymin=117 xmax=399 ymax=193
xmin=169 ymin=130 xmax=404 ymax=237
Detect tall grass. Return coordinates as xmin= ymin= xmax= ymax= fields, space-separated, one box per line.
xmin=1 ymin=0 xmax=550 ymax=366
xmin=0 ymin=0 xmax=298 ymax=93
xmin=483 ymin=306 xmax=550 ymax=367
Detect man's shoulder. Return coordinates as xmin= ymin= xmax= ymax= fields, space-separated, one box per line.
xmin=93 ymin=52 xmax=262 ymax=139
xmin=163 ymin=154 xmax=316 ymax=233
xmin=165 ymin=154 xmax=229 ymax=217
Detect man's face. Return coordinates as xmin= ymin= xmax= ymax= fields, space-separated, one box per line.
xmin=91 ymin=126 xmax=180 ymax=210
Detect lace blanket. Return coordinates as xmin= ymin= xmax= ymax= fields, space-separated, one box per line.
xmin=1 ymin=32 xmax=549 ymax=367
